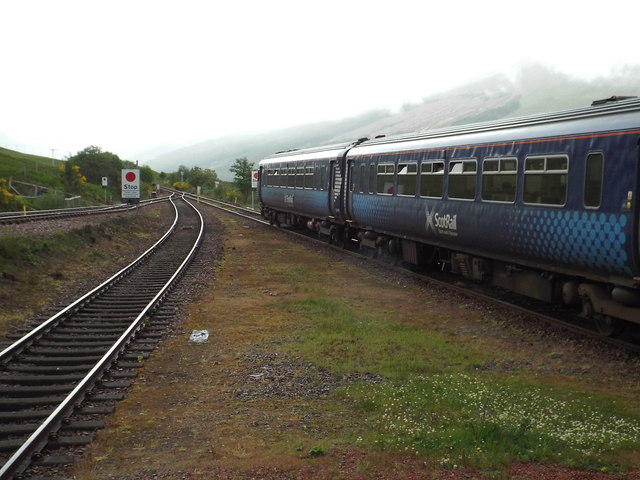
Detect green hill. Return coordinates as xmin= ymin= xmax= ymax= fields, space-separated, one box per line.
xmin=0 ymin=147 xmax=64 ymax=190
xmin=0 ymin=147 xmax=105 ymax=210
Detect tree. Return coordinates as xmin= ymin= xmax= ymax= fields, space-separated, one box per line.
xmin=188 ymin=166 xmax=218 ymax=192
xmin=230 ymin=157 xmax=254 ymax=201
xmin=66 ymin=146 xmax=123 ymax=187
xmin=139 ymin=165 xmax=154 ymax=184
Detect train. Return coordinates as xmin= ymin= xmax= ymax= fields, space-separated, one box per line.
xmin=258 ymin=96 xmax=640 ymax=334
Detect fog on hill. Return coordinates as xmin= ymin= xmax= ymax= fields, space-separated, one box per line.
xmin=146 ymin=63 xmax=640 ymax=180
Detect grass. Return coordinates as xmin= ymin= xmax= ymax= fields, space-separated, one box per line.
xmin=280 ymin=296 xmax=640 ymax=473
xmin=348 ymin=374 xmax=640 ymax=471
xmin=0 ymin=211 xmax=163 ymax=335
xmin=0 ymin=146 xmax=123 ymax=209
xmin=282 ymin=297 xmax=482 ymax=377
xmin=0 ymin=224 xmax=107 ymax=271
xmin=0 ymin=146 xmax=64 ymax=189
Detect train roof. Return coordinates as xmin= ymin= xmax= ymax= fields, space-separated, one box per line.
xmin=262 ymin=141 xmax=355 ymax=160
xmin=359 ymin=96 xmax=640 ymax=146
xmin=348 ymin=96 xmax=640 ymax=156
xmin=260 ymin=96 xmax=640 ymax=163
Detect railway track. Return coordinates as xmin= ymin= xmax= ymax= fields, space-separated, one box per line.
xmin=0 ymin=198 xmax=166 ymax=225
xmin=0 ymin=195 xmax=203 ymax=479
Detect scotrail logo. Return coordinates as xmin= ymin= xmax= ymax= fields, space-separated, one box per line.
xmin=425 ymin=205 xmax=458 ymax=236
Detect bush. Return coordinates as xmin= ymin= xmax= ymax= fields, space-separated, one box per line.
xmin=0 ymin=178 xmax=26 ymax=212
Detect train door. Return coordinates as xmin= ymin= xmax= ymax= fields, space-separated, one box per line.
xmin=329 ymin=160 xmax=341 ymax=219
xmin=257 ymin=165 xmax=265 ymax=204
xmin=345 ymin=159 xmax=355 ymax=221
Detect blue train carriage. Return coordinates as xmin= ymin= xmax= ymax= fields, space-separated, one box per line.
xmin=259 ymin=140 xmax=364 ymax=241
xmin=344 ymin=97 xmax=640 ymax=331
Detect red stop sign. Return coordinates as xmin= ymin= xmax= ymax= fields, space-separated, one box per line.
xmin=125 ymin=171 xmax=137 ymax=182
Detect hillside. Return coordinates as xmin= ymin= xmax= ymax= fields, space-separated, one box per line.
xmin=148 ymin=62 xmax=640 ymax=179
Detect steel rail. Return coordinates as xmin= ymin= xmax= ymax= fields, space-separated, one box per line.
xmin=161 ymin=187 xmax=260 ymax=219
xmin=0 ymin=193 xmax=178 ymax=364
xmin=0 ymin=193 xmax=204 ymax=480
xmin=0 ymin=197 xmax=168 ymax=225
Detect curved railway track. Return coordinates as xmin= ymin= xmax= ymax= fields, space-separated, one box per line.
xmin=177 ymin=189 xmax=640 ymax=354
xmin=0 ymin=195 xmax=203 ymax=479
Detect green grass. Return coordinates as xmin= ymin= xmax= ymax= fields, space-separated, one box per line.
xmin=347 ymin=374 xmax=640 ymax=471
xmin=0 ymin=147 xmax=64 ymax=190
xmin=0 ymin=216 xmax=141 ymax=274
xmin=0 ymin=147 xmax=122 ymax=210
xmin=280 ymin=296 xmax=640 ymax=472
xmin=282 ymin=297 xmax=481 ymax=377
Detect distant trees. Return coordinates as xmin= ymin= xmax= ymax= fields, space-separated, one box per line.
xmin=230 ymin=157 xmax=254 ymax=201
xmin=162 ymin=158 xmax=256 ymax=205
xmin=165 ymin=165 xmax=219 ymax=193
xmin=188 ymin=166 xmax=219 ymax=191
xmin=66 ymin=146 xmax=122 ymax=187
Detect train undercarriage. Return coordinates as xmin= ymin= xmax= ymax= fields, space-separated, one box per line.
xmin=262 ymin=207 xmax=640 ymax=336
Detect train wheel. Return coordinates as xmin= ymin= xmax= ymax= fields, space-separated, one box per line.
xmin=594 ymin=315 xmax=618 ymax=337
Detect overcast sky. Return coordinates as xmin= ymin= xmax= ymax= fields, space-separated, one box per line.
xmin=1 ymin=0 xmax=638 ymax=163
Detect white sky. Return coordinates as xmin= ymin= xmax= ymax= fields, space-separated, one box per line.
xmin=1 ymin=0 xmax=638 ymax=163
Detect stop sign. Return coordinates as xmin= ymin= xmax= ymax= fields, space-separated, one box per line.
xmin=121 ymin=169 xmax=140 ymax=199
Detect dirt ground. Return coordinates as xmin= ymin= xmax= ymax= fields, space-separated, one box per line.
xmin=68 ymin=211 xmax=640 ymax=479
xmin=3 ymin=205 xmax=640 ymax=479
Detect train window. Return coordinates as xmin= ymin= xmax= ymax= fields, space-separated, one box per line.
xmin=584 ymin=153 xmax=603 ymax=208
xmin=419 ymin=161 xmax=444 ymax=198
xmin=359 ymin=164 xmax=366 ymax=193
xmin=304 ymin=166 xmax=314 ymax=189
xmin=295 ymin=167 xmax=304 ymax=188
xmin=369 ymin=163 xmax=375 ymax=194
xmin=397 ymin=163 xmax=417 ymax=196
xmin=314 ymin=166 xmax=320 ymax=190
xmin=276 ymin=168 xmax=284 ymax=188
xmin=482 ymin=158 xmax=517 ymax=202
xmin=376 ymin=163 xmax=395 ymax=194
xmin=523 ymin=155 xmax=568 ymax=205
xmin=287 ymin=167 xmax=295 ymax=188
xmin=448 ymin=159 xmax=477 ymax=200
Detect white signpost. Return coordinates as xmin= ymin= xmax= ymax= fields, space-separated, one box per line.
xmin=101 ymin=177 xmax=108 ymax=204
xmin=121 ymin=169 xmax=140 ymax=202
xmin=251 ymin=170 xmax=259 ymax=210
